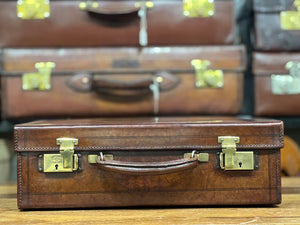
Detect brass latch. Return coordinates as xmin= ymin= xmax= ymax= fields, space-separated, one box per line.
xmin=17 ymin=0 xmax=50 ymax=19
xmin=218 ymin=136 xmax=254 ymax=171
xmin=40 ymin=138 xmax=79 ymax=173
xmin=281 ymin=0 xmax=300 ymax=30
xmin=271 ymin=61 xmax=300 ymax=95
xmin=191 ymin=59 xmax=223 ymax=88
xmin=183 ymin=0 xmax=215 ymax=18
xmin=22 ymin=62 xmax=55 ymax=91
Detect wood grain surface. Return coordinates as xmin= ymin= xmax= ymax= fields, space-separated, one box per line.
xmin=0 ymin=178 xmax=299 ymax=225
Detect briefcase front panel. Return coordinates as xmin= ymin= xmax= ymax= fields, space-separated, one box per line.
xmin=253 ymin=0 xmax=300 ymax=51
xmin=0 ymin=0 xmax=235 ymax=47
xmin=15 ymin=117 xmax=283 ymax=209
xmin=1 ymin=46 xmax=245 ymax=119
xmin=253 ymin=52 xmax=300 ymax=116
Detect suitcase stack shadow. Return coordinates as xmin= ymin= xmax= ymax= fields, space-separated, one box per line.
xmin=0 ymin=0 xmax=285 ymax=209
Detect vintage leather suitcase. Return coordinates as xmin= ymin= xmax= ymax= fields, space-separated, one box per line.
xmin=0 ymin=0 xmax=235 ymax=47
xmin=15 ymin=117 xmax=284 ymax=209
xmin=1 ymin=46 xmax=245 ymax=119
xmin=253 ymin=0 xmax=300 ymax=51
xmin=253 ymin=52 xmax=300 ymax=116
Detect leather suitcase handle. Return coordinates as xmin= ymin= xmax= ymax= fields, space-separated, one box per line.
xmin=96 ymin=154 xmax=198 ymax=175
xmin=66 ymin=72 xmax=180 ymax=99
xmin=79 ymin=2 xmax=140 ymax=23
xmin=91 ymin=75 xmax=153 ymax=98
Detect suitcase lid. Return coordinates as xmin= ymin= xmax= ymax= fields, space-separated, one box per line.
xmin=14 ymin=117 xmax=283 ymax=152
xmin=2 ymin=46 xmax=246 ymax=75
xmin=253 ymin=52 xmax=300 ymax=75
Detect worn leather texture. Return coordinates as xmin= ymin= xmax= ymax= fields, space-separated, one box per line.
xmin=253 ymin=52 xmax=300 ymax=116
xmin=253 ymin=0 xmax=300 ymax=51
xmin=15 ymin=117 xmax=283 ymax=209
xmin=1 ymin=46 xmax=245 ymax=119
xmin=0 ymin=0 xmax=235 ymax=47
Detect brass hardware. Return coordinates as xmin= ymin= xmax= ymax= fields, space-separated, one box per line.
xmin=184 ymin=152 xmax=209 ymax=162
xmin=183 ymin=0 xmax=215 ymax=18
xmin=271 ymin=61 xmax=300 ymax=95
xmin=88 ymin=154 xmax=114 ymax=164
xmin=218 ymin=136 xmax=254 ymax=171
xmin=17 ymin=0 xmax=50 ymax=19
xmin=135 ymin=1 xmax=154 ymax=9
xmin=79 ymin=1 xmax=99 ymax=10
xmin=79 ymin=1 xmax=153 ymax=10
xmin=22 ymin=62 xmax=55 ymax=91
xmin=281 ymin=0 xmax=300 ymax=30
xmin=42 ymin=138 xmax=78 ymax=173
xmin=191 ymin=59 xmax=223 ymax=88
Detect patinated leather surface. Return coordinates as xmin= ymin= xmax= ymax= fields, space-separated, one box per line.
xmin=253 ymin=0 xmax=300 ymax=51
xmin=253 ymin=52 xmax=300 ymax=116
xmin=1 ymin=46 xmax=245 ymax=119
xmin=0 ymin=0 xmax=235 ymax=47
xmin=15 ymin=117 xmax=283 ymax=209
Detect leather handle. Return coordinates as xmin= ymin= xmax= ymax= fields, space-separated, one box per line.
xmin=66 ymin=72 xmax=180 ymax=99
xmin=91 ymin=75 xmax=153 ymax=98
xmin=96 ymin=154 xmax=198 ymax=175
xmin=80 ymin=2 xmax=140 ymax=22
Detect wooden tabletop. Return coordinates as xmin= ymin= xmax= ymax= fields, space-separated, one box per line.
xmin=0 ymin=177 xmax=299 ymax=225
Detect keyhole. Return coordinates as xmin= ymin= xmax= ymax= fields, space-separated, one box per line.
xmin=55 ymin=164 xmax=59 ymax=170
xmin=239 ymin=162 xmax=242 ymax=168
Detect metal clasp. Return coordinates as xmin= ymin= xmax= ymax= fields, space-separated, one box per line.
xmin=41 ymin=138 xmax=79 ymax=173
xmin=218 ymin=136 xmax=254 ymax=171
xmin=183 ymin=0 xmax=215 ymax=18
xmin=22 ymin=62 xmax=55 ymax=91
xmin=191 ymin=59 xmax=223 ymax=88
xmin=17 ymin=0 xmax=50 ymax=19
xmin=271 ymin=61 xmax=300 ymax=95
xmin=281 ymin=0 xmax=300 ymax=30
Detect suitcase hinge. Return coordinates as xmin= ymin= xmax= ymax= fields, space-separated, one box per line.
xmin=281 ymin=0 xmax=300 ymax=30
xmin=271 ymin=61 xmax=300 ymax=95
xmin=40 ymin=138 xmax=79 ymax=173
xmin=22 ymin=62 xmax=55 ymax=91
xmin=191 ymin=59 xmax=223 ymax=88
xmin=17 ymin=0 xmax=50 ymax=19
xmin=183 ymin=0 xmax=215 ymax=18
xmin=218 ymin=136 xmax=254 ymax=171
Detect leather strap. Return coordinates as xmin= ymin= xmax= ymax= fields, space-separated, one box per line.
xmin=96 ymin=155 xmax=198 ymax=175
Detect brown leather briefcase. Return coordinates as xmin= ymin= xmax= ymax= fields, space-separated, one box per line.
xmin=1 ymin=46 xmax=245 ymax=119
xmin=0 ymin=0 xmax=235 ymax=47
xmin=253 ymin=0 xmax=300 ymax=51
xmin=15 ymin=117 xmax=283 ymax=209
xmin=253 ymin=52 xmax=300 ymax=116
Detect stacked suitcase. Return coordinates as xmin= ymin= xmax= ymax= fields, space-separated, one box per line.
xmin=253 ymin=0 xmax=300 ymax=116
xmin=0 ymin=0 xmax=283 ymax=209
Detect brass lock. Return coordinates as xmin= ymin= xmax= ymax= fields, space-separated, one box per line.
xmin=183 ymin=0 xmax=215 ymax=18
xmin=271 ymin=61 xmax=300 ymax=95
xmin=218 ymin=136 xmax=254 ymax=171
xmin=39 ymin=138 xmax=79 ymax=173
xmin=22 ymin=62 xmax=55 ymax=91
xmin=281 ymin=0 xmax=300 ymax=30
xmin=191 ymin=59 xmax=223 ymax=88
xmin=17 ymin=0 xmax=50 ymax=19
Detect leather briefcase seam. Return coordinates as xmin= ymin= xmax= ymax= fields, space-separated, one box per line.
xmin=17 ymin=153 xmax=23 ymax=208
xmin=15 ymin=144 xmax=282 ymax=151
